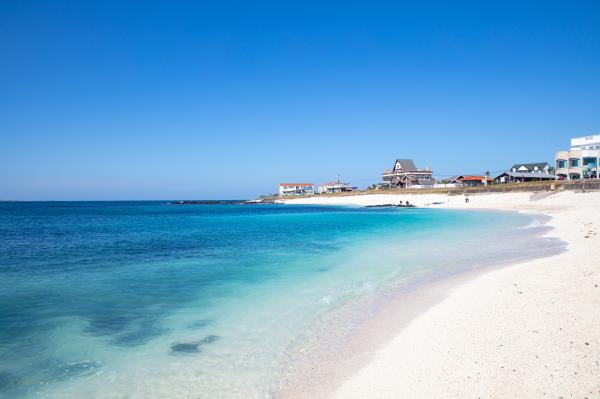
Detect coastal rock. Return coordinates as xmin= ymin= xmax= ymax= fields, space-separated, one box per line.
xmin=365 ymin=203 xmax=416 ymax=208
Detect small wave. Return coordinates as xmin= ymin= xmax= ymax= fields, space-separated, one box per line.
xmin=519 ymin=219 xmax=542 ymax=229
xmin=361 ymin=282 xmax=375 ymax=292
xmin=319 ymin=295 xmax=332 ymax=305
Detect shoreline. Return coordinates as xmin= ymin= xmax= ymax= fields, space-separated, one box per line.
xmin=278 ymin=191 xmax=600 ymax=398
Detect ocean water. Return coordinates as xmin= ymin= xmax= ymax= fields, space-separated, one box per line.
xmin=0 ymin=202 xmax=561 ymax=398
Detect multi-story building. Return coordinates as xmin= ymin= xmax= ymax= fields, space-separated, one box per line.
xmin=555 ymin=135 xmax=600 ymax=180
xmin=382 ymin=159 xmax=433 ymax=188
xmin=278 ymin=183 xmax=315 ymax=196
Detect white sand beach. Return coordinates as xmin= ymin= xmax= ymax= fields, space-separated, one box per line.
xmin=281 ymin=191 xmax=600 ymax=398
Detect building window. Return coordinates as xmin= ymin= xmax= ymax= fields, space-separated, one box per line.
xmin=569 ymin=158 xmax=580 ymax=167
xmin=557 ymin=160 xmax=567 ymax=169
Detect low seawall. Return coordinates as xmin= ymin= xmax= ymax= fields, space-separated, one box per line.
xmin=269 ymin=180 xmax=600 ymax=201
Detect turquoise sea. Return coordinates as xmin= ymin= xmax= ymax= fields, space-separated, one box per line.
xmin=0 ymin=202 xmax=561 ymax=398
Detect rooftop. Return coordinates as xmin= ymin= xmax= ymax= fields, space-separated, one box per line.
xmin=321 ymin=181 xmax=350 ymax=186
xmin=510 ymin=162 xmax=550 ymax=170
xmin=571 ymin=134 xmax=600 ymax=150
xmin=497 ymin=171 xmax=556 ymax=179
xmin=458 ymin=175 xmax=493 ymax=182
xmin=394 ymin=159 xmax=417 ymax=172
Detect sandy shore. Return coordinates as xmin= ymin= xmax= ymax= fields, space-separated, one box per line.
xmin=281 ymin=190 xmax=600 ymax=398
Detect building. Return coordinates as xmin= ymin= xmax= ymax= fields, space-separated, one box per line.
xmin=509 ymin=162 xmax=553 ymax=174
xmin=278 ymin=183 xmax=315 ymax=196
xmin=408 ymin=179 xmax=436 ymax=189
xmin=495 ymin=162 xmax=556 ymax=183
xmin=570 ymin=134 xmax=600 ymax=150
xmin=555 ymin=135 xmax=600 ymax=180
xmin=318 ymin=177 xmax=356 ymax=194
xmin=444 ymin=175 xmax=493 ymax=187
xmin=382 ymin=159 xmax=434 ymax=189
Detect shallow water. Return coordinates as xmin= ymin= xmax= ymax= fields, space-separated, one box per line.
xmin=0 ymin=202 xmax=559 ymax=398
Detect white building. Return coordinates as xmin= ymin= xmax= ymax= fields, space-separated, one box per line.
xmin=555 ymin=134 xmax=600 ymax=180
xmin=278 ymin=183 xmax=315 ymax=196
xmin=570 ymin=134 xmax=600 ymax=150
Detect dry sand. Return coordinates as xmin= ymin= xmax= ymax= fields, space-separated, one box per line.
xmin=281 ymin=190 xmax=600 ymax=398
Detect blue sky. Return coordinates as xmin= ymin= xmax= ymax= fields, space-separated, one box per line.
xmin=1 ymin=1 xmax=599 ymax=200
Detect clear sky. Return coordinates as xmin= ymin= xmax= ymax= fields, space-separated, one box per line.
xmin=1 ymin=1 xmax=599 ymax=200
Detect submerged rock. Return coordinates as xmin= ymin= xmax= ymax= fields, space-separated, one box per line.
xmin=170 ymin=335 xmax=221 ymax=354
xmin=85 ymin=315 xmax=130 ymax=336
xmin=0 ymin=371 xmax=20 ymax=392
xmin=187 ymin=319 xmax=213 ymax=330
xmin=113 ymin=324 xmax=167 ymax=347
xmin=201 ymin=335 xmax=220 ymax=344
xmin=170 ymin=342 xmax=201 ymax=353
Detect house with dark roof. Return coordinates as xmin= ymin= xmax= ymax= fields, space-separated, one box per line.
xmin=495 ymin=162 xmax=556 ymax=183
xmin=382 ymin=159 xmax=434 ymax=188
xmin=510 ymin=162 xmax=554 ymax=174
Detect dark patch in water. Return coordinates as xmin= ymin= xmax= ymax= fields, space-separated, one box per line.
xmin=317 ymin=267 xmax=329 ymax=272
xmin=112 ymin=322 xmax=167 ymax=347
xmin=0 ymin=371 xmax=20 ymax=392
xmin=187 ymin=319 xmax=213 ymax=329
xmin=201 ymin=334 xmax=220 ymax=344
xmin=84 ymin=315 xmax=130 ymax=336
xmin=170 ymin=334 xmax=221 ymax=355
xmin=170 ymin=342 xmax=200 ymax=353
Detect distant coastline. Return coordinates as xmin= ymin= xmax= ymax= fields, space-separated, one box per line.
xmin=169 ymin=199 xmax=276 ymax=205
